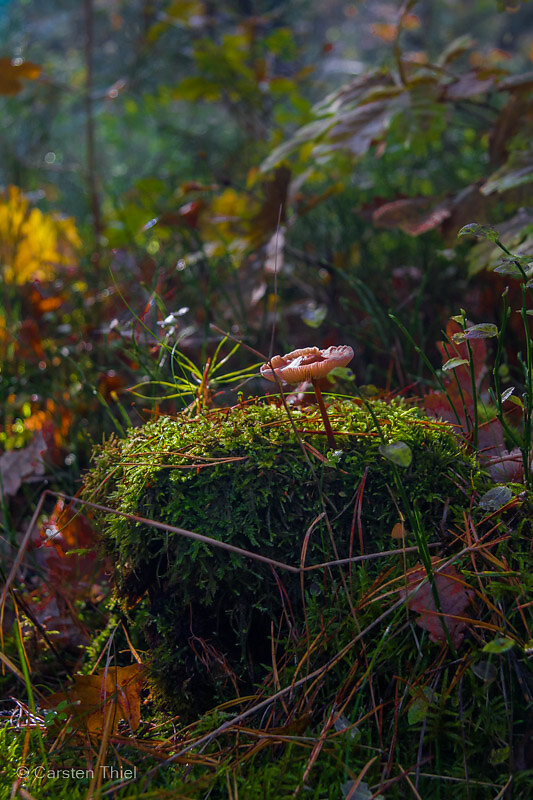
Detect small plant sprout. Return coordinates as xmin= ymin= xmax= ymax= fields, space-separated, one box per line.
xmin=260 ymin=345 xmax=354 ymax=449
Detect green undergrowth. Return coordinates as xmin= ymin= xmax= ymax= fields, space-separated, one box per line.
xmin=82 ymin=396 xmax=480 ymax=710
xmin=3 ymin=399 xmax=532 ymax=799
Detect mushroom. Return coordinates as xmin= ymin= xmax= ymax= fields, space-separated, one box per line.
xmin=260 ymin=345 xmax=354 ymax=449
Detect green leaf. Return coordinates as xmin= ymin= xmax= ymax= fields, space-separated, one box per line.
xmin=359 ymin=384 xmax=380 ymax=397
xmin=471 ymin=661 xmax=497 ymax=682
xmin=509 ymin=395 xmax=524 ymax=409
xmin=452 ymin=323 xmax=498 ymax=342
xmin=378 ymin=441 xmax=412 ymax=467
xmin=493 ymin=263 xmax=524 ymax=278
xmin=493 ymin=256 xmax=530 ymax=278
xmin=482 ymin=147 xmax=533 ymax=195
xmin=264 ymin=28 xmax=296 ymax=59
xmin=408 ymin=687 xmax=434 ymax=725
xmin=261 ymin=118 xmax=335 ymax=172
xmin=442 ymin=357 xmax=469 ymax=371
xmin=334 ymin=713 xmax=359 ymax=739
xmin=173 ymin=76 xmax=222 ymax=102
xmin=490 ymin=746 xmax=510 ymax=766
xmin=437 ymin=34 xmax=475 ymax=67
xmin=301 ymin=304 xmax=327 ymax=328
xmin=328 ymin=366 xmax=355 ymax=381
xmin=483 ymin=637 xmax=515 ymax=654
xmin=458 ymin=223 xmax=499 ymax=241
xmin=478 ymin=486 xmax=513 ymax=511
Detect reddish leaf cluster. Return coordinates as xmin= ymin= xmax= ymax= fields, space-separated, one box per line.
xmin=25 ymin=500 xmax=109 ymax=646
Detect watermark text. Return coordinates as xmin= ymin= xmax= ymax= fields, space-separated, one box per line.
xmin=17 ymin=765 xmax=137 ymax=781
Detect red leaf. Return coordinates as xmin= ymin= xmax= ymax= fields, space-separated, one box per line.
xmin=25 ymin=500 xmax=110 ymax=645
xmin=402 ymin=560 xmax=474 ymax=646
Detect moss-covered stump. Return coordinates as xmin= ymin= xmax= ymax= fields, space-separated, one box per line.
xmin=82 ymin=397 xmax=479 ymax=709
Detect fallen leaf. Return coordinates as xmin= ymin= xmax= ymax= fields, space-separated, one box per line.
xmin=42 ymin=663 xmax=145 ymax=737
xmin=34 ymin=499 xmax=104 ymax=582
xmin=24 ymin=499 xmax=110 ymax=645
xmin=0 ymin=432 xmax=46 ymax=497
xmin=402 ymin=560 xmax=474 ymax=646
xmin=484 ymin=448 xmax=524 ymax=482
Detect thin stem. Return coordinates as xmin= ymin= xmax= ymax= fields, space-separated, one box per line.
xmin=461 ymin=310 xmax=479 ymax=451
xmin=520 ymin=283 xmax=532 ymax=488
xmin=312 ymin=380 xmax=336 ymax=450
xmin=83 ymin=0 xmax=102 ymax=262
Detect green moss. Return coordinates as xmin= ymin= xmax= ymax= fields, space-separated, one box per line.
xmin=82 ymin=397 xmax=480 ymax=709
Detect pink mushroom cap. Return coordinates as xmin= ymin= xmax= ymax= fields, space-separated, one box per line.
xmin=260 ymin=345 xmax=354 ymax=385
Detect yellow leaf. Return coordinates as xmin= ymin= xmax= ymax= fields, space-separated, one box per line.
xmin=0 ymin=186 xmax=81 ymax=284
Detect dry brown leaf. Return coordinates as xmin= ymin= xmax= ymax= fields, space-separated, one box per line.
xmin=42 ymin=663 xmax=145 ymax=737
xmin=0 ymin=432 xmax=46 ymax=497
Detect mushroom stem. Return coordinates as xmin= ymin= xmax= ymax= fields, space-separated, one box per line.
xmin=311 ymin=379 xmax=336 ymax=450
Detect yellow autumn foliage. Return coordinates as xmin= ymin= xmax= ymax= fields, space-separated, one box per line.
xmin=0 ymin=185 xmax=81 ymax=284
xmin=198 ymin=187 xmax=259 ymax=263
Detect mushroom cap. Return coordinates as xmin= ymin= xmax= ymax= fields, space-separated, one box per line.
xmin=260 ymin=345 xmax=354 ymax=385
